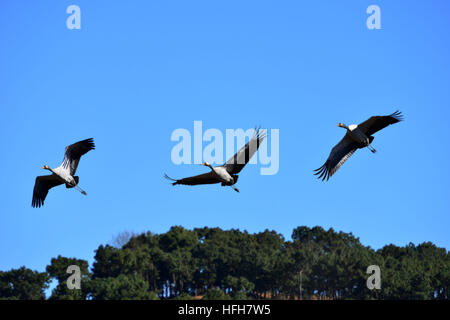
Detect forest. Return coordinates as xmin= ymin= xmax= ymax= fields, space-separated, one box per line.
xmin=1 ymin=226 xmax=449 ymax=300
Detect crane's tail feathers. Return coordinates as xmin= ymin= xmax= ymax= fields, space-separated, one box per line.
xmin=164 ymin=173 xmax=178 ymax=185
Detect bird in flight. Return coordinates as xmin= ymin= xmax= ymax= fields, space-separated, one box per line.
xmin=165 ymin=128 xmax=267 ymax=192
xmin=32 ymin=138 xmax=95 ymax=208
xmin=314 ymin=111 xmax=403 ymax=181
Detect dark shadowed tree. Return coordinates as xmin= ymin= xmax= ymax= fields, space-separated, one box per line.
xmin=86 ymin=274 xmax=159 ymax=300
xmin=3 ymin=225 xmax=448 ymax=300
xmin=46 ymin=255 xmax=90 ymax=300
xmin=0 ymin=267 xmax=49 ymax=300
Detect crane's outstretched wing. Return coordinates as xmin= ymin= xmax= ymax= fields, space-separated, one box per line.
xmin=32 ymin=175 xmax=64 ymax=208
xmin=358 ymin=111 xmax=403 ymax=136
xmin=164 ymin=172 xmax=221 ymax=186
xmin=314 ymin=135 xmax=359 ymax=181
xmin=61 ymin=138 xmax=95 ymax=175
xmin=223 ymin=128 xmax=267 ymax=174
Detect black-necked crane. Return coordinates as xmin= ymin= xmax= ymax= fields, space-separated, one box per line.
xmin=32 ymin=138 xmax=95 ymax=208
xmin=314 ymin=111 xmax=403 ymax=181
xmin=165 ymin=128 xmax=266 ymax=192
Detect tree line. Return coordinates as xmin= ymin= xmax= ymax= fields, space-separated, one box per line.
xmin=1 ymin=226 xmax=449 ymax=300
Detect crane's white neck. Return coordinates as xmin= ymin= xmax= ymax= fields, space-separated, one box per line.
xmin=43 ymin=166 xmax=55 ymax=174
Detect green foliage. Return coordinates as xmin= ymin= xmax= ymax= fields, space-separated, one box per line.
xmin=1 ymin=226 xmax=449 ymax=300
xmin=171 ymin=293 xmax=195 ymax=300
xmin=224 ymin=276 xmax=254 ymax=299
xmin=232 ymin=290 xmax=252 ymax=300
xmin=46 ymin=255 xmax=90 ymax=300
xmin=202 ymin=288 xmax=232 ymax=300
xmin=0 ymin=267 xmax=49 ymax=300
xmin=86 ymin=274 xmax=159 ymax=300
xmin=377 ymin=242 xmax=450 ymax=299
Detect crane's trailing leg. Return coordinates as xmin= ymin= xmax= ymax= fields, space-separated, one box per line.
xmin=231 ymin=185 xmax=240 ymax=193
xmin=367 ymin=145 xmax=377 ymax=153
xmin=74 ymin=185 xmax=87 ymax=195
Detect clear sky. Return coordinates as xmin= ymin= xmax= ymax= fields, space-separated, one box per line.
xmin=1 ymin=0 xmax=449 ymax=274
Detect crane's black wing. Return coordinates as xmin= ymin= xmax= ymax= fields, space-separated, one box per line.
xmin=62 ymin=138 xmax=95 ymax=175
xmin=314 ymin=135 xmax=359 ymax=181
xmin=164 ymin=172 xmax=221 ymax=186
xmin=32 ymin=175 xmax=64 ymax=208
xmin=358 ymin=111 xmax=403 ymax=136
xmin=223 ymin=128 xmax=266 ymax=174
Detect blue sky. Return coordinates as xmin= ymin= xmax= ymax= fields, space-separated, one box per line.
xmin=1 ymin=0 xmax=450 ymax=276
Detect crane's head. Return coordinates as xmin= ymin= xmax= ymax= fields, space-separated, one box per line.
xmin=337 ymin=123 xmax=348 ymax=129
xmin=200 ymin=162 xmax=212 ymax=167
xmin=41 ymin=165 xmax=51 ymax=170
